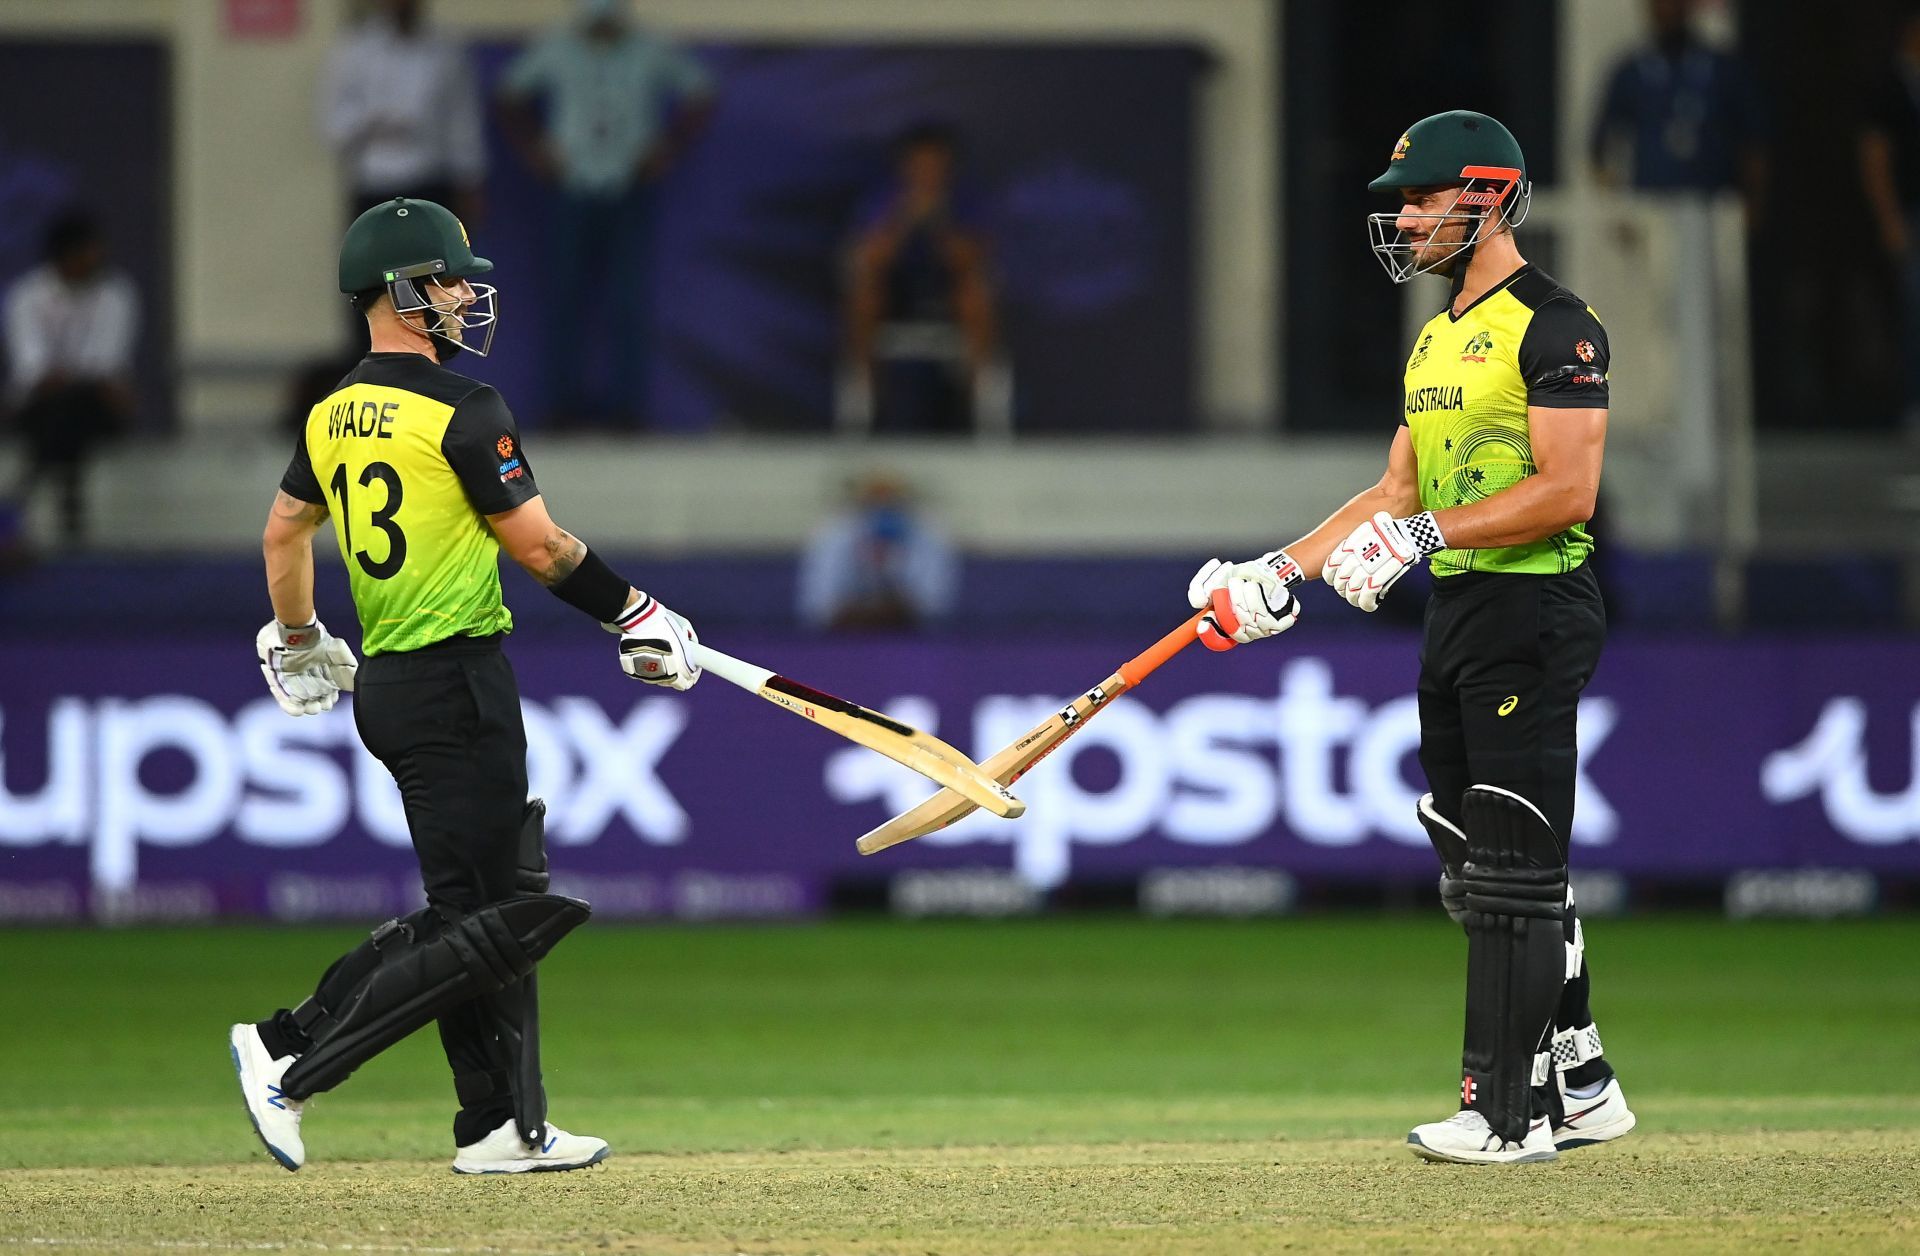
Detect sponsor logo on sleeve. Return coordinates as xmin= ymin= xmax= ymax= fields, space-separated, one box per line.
xmin=496 ymin=433 xmax=524 ymax=482
xmin=1575 ymin=339 xmax=1596 ymax=363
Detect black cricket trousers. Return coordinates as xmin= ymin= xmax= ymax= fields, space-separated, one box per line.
xmin=1416 ymin=564 xmax=1605 ymax=842
xmin=353 ymin=634 xmax=529 ymax=913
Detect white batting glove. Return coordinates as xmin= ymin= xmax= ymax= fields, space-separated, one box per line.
xmin=1323 ymin=511 xmax=1446 ymax=612
xmin=1188 ymin=550 xmax=1304 ymax=649
xmin=612 ymin=593 xmax=701 ymax=691
xmin=257 ymin=618 xmax=358 ymax=717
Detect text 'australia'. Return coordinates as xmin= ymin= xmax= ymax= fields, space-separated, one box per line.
xmin=1404 ymin=386 xmax=1464 ymax=417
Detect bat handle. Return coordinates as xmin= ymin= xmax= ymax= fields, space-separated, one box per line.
xmin=686 ymin=642 xmax=774 ymax=692
xmin=1198 ymin=588 xmax=1240 ymax=653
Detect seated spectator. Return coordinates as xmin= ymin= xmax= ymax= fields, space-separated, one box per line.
xmin=797 ymin=470 xmax=958 ymax=632
xmin=4 ymin=209 xmax=137 ymax=543
xmin=840 ymin=122 xmax=1009 ymax=435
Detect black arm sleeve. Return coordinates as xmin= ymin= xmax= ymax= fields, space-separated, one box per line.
xmin=442 ymin=385 xmax=541 ymax=515
xmin=1518 ymin=299 xmax=1611 ymax=410
xmin=279 ymin=426 xmax=324 ymax=503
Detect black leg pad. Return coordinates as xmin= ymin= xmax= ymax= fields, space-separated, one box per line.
xmin=280 ymin=893 xmax=589 ymax=1101
xmin=1457 ymin=785 xmax=1568 ymax=1145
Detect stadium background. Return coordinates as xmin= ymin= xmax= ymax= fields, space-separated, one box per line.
xmin=3 ymin=0 xmax=1914 ymax=922
xmin=1 ymin=2 xmax=1917 ymax=1250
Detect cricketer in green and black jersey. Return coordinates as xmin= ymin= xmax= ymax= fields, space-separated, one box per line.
xmin=1184 ymin=110 xmax=1631 ymax=1165
xmin=234 ymin=197 xmax=698 ymax=1177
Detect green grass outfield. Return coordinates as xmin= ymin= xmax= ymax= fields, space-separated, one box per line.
xmin=3 ymin=917 xmax=1917 ymax=1253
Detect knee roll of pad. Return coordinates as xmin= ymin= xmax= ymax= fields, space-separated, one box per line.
xmin=1459 ymin=864 xmax=1566 ymax=920
xmin=280 ymin=893 xmax=589 ymax=1100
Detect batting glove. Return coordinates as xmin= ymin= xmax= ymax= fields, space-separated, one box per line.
xmin=613 ymin=593 xmax=701 ymax=691
xmin=257 ymin=617 xmax=358 ymax=717
xmin=1324 ymin=511 xmax=1445 ymax=612
xmin=1188 ymin=550 xmax=1304 ymax=649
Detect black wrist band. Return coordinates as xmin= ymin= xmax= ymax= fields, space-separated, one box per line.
xmin=549 ymin=547 xmax=632 ymax=622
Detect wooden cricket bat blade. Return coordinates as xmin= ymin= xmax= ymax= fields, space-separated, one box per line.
xmin=691 ymin=642 xmax=1025 ymax=819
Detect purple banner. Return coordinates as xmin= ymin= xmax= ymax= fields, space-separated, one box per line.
xmin=2 ymin=635 xmax=1918 ymax=920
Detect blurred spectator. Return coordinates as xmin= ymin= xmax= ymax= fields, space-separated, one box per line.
xmin=320 ymin=0 xmax=485 ymax=222
xmin=497 ymin=0 xmax=715 ymax=428
xmin=1589 ymin=0 xmax=1768 ymax=216
xmin=839 ymin=122 xmax=1009 ymax=435
xmin=797 ymin=470 xmax=958 ymax=632
xmin=1861 ymin=4 xmax=1920 ymax=436
xmin=4 ymin=209 xmax=137 ymax=544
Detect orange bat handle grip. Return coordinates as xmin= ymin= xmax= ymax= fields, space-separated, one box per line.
xmin=1118 ymin=610 xmax=1210 ymax=687
xmin=1197 ymin=586 xmax=1242 ymax=653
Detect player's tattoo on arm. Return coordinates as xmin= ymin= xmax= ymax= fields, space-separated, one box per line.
xmin=533 ymin=528 xmax=587 ymax=587
xmin=271 ymin=490 xmax=329 ymax=527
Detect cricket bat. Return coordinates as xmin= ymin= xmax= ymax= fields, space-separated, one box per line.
xmin=854 ymin=605 xmax=1223 ymax=854
xmin=690 ymin=642 xmax=1026 ymax=820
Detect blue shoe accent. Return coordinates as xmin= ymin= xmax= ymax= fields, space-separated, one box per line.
xmin=267 ymin=1085 xmax=288 ymax=1111
xmin=541 ymin=1134 xmax=558 ymax=1154
xmin=229 ymin=1032 xmax=300 ymax=1172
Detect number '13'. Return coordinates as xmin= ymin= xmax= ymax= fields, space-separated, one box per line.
xmin=328 ymin=461 xmax=407 ymax=579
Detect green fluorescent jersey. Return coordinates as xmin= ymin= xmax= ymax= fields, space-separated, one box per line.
xmin=279 ymin=353 xmax=540 ymax=656
xmin=1401 ymin=265 xmax=1609 ymax=577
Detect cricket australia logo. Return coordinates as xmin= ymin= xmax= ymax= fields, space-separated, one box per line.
xmin=1460 ymin=330 xmax=1494 ymax=363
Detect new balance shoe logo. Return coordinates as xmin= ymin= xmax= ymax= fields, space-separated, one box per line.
xmin=267 ymin=1085 xmax=288 ymax=1111
xmin=542 ymin=1135 xmax=558 ymax=1154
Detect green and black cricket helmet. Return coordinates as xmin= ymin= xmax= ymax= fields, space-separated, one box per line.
xmin=339 ymin=197 xmax=498 ymax=357
xmin=1366 ymin=110 xmax=1531 ymax=284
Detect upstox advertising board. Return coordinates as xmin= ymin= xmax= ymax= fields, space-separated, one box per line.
xmin=3 ymin=635 xmax=1916 ymax=920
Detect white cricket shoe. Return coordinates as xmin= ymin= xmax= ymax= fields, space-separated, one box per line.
xmin=452 ymin=1118 xmax=610 ymax=1175
xmin=1407 ymin=1109 xmax=1559 ymax=1164
xmin=1554 ymin=1076 xmax=1637 ymax=1149
xmin=228 ymin=1023 xmax=304 ymax=1171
